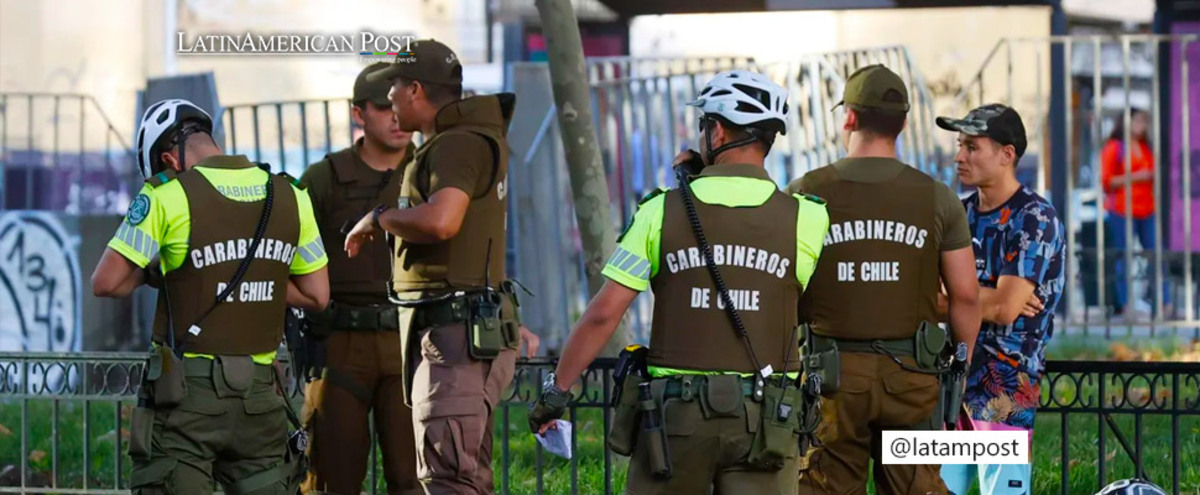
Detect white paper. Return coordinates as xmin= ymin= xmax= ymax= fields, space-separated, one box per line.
xmin=535 ymin=419 xmax=573 ymax=459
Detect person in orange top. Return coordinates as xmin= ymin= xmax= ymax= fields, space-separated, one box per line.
xmin=1100 ymin=108 xmax=1171 ymax=318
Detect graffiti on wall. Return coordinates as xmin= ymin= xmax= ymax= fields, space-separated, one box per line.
xmin=0 ymin=211 xmax=82 ymax=390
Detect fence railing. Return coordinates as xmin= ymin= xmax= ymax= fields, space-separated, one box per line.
xmin=509 ymin=46 xmax=950 ymax=348
xmin=0 ymin=93 xmax=139 ymax=214
xmin=2 ymin=352 xmax=1196 ymax=494
xmin=949 ymin=34 xmax=1200 ymax=336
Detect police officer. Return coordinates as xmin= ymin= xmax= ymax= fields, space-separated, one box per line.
xmin=529 ymin=70 xmax=830 ymax=494
xmin=91 ymin=99 xmax=330 ymax=494
xmin=784 ymin=65 xmax=981 ymax=494
xmin=298 ymin=62 xmax=421 ymax=495
xmin=343 ymin=39 xmax=537 ymax=494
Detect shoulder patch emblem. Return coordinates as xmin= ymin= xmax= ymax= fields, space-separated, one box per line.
xmin=126 ymin=193 xmax=151 ymax=226
xmin=799 ymin=193 xmax=826 ymax=205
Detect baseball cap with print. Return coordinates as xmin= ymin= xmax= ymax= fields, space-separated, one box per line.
xmin=365 ymin=39 xmax=462 ymax=86
xmin=936 ymin=103 xmax=1028 ymax=158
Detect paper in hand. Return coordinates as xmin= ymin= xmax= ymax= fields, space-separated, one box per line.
xmin=534 ymin=419 xmax=573 ymax=459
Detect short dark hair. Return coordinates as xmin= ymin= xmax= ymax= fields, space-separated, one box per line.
xmin=849 ymin=103 xmax=906 ymax=139
xmin=398 ymin=77 xmax=462 ymax=106
xmin=702 ymin=115 xmax=776 ymax=154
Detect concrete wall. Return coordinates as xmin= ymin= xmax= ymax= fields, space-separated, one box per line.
xmin=0 ymin=0 xmax=493 ymax=144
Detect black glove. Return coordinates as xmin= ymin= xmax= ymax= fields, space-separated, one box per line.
xmin=143 ymin=260 xmax=164 ymax=289
xmin=529 ymin=372 xmax=571 ymax=433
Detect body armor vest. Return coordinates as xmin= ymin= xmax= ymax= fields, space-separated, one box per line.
xmin=152 ymin=167 xmax=300 ymax=354
xmin=649 ymin=185 xmax=801 ymax=373
xmin=391 ymin=105 xmax=510 ymax=293
xmin=798 ymin=164 xmax=942 ymax=341
xmin=319 ymin=145 xmax=406 ymax=304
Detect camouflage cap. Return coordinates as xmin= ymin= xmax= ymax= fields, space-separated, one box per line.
xmin=836 ymin=64 xmax=910 ymax=112
xmin=936 ymin=103 xmax=1028 ymax=158
xmin=365 ymin=39 xmax=462 ymax=86
xmin=354 ymin=62 xmax=393 ymax=106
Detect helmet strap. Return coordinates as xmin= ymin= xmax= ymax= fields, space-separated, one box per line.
xmin=702 ymin=116 xmax=761 ymax=165
xmin=168 ymin=124 xmax=203 ymax=174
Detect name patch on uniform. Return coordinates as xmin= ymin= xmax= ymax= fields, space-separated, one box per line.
xmin=126 ymin=194 xmax=151 ymax=226
xmin=690 ymin=287 xmax=761 ymax=311
xmin=665 ymin=244 xmax=790 ymax=279
xmin=824 ymin=218 xmax=928 ymax=249
xmin=216 ymin=280 xmax=277 ymax=303
xmin=836 ymin=261 xmax=901 ymax=282
xmin=190 ymin=238 xmax=296 ymax=269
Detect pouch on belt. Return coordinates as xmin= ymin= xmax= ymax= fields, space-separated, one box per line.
xmin=151 ymin=345 xmax=187 ymax=407
xmin=469 ymin=290 xmax=506 ymax=360
xmin=214 ymin=355 xmax=256 ymax=399
xmin=699 ymin=375 xmax=743 ymax=419
xmin=747 ymin=380 xmax=801 ymax=471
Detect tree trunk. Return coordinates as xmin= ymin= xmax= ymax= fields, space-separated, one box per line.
xmin=533 ymin=0 xmax=634 ymax=356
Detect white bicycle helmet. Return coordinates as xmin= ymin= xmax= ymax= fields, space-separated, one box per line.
xmin=1096 ymin=478 xmax=1168 ymax=495
xmin=135 ymin=99 xmax=214 ymax=178
xmin=687 ymin=70 xmax=789 ymax=136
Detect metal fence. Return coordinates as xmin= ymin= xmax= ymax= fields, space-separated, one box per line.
xmin=948 ymin=34 xmax=1200 ymax=338
xmin=0 ymin=93 xmax=139 ymax=214
xmin=509 ymin=46 xmax=951 ymax=349
xmin=2 ymin=352 xmax=1197 ymax=494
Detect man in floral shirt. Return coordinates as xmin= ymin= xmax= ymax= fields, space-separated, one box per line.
xmin=936 ymin=104 xmax=1065 ymax=494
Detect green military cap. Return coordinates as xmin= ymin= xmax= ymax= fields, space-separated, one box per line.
xmin=354 ymin=62 xmax=393 ymax=106
xmin=365 ymin=39 xmax=463 ymax=86
xmin=835 ymin=64 xmax=910 ymax=112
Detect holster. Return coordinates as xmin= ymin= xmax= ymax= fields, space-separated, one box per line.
xmin=607 ymin=345 xmax=649 ymax=456
xmin=800 ymin=326 xmax=840 ymax=397
xmin=130 ymin=352 xmax=158 ymax=459
xmin=148 ymin=344 xmax=187 ymax=407
xmin=913 ymin=321 xmax=948 ymax=370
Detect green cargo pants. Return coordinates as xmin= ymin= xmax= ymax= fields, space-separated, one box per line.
xmin=625 ymin=378 xmax=800 ymax=495
xmin=130 ymin=356 xmax=300 ymax=495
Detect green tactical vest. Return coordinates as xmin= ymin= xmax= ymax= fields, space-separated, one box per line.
xmin=798 ymin=162 xmax=942 ymax=341
xmin=391 ymin=96 xmax=511 ymax=293
xmin=648 ymin=181 xmax=801 ymax=374
xmin=151 ymin=164 xmax=300 ymax=355
xmin=317 ymin=143 xmax=409 ymax=304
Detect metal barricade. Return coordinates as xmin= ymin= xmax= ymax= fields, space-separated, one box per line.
xmin=3 ymin=352 xmax=1197 ymax=494
xmin=0 ymin=93 xmax=139 ymax=214
xmin=948 ymin=35 xmax=1200 ymax=337
xmin=510 ymin=47 xmax=948 ymax=349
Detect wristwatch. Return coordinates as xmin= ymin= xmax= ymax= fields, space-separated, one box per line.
xmin=370 ymin=204 xmax=390 ymax=230
xmin=541 ymin=372 xmax=572 ymax=409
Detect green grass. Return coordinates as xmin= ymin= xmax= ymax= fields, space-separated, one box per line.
xmin=5 ymin=400 xmax=1196 ymax=494
xmin=0 ymin=399 xmax=131 ymax=489
xmin=4 ymin=336 xmax=1200 ymax=494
